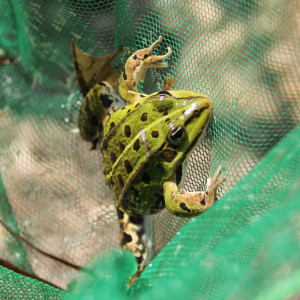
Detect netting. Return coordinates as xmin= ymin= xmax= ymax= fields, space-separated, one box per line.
xmin=0 ymin=0 xmax=299 ymax=299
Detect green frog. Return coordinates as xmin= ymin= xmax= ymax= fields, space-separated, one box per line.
xmin=72 ymin=36 xmax=223 ymax=287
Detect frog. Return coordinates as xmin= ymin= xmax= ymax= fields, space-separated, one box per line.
xmin=72 ymin=36 xmax=223 ymax=287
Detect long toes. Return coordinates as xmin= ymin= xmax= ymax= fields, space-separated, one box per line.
xmin=212 ymin=165 xmax=222 ymax=181
xmin=215 ymin=177 xmax=225 ymax=187
xmin=150 ymin=47 xmax=172 ymax=62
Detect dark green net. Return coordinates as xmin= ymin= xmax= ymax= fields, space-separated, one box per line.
xmin=0 ymin=0 xmax=299 ymax=299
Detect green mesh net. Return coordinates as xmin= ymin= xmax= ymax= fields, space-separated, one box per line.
xmin=0 ymin=0 xmax=299 ymax=299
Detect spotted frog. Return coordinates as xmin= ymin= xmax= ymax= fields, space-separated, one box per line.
xmin=72 ymin=36 xmax=223 ymax=286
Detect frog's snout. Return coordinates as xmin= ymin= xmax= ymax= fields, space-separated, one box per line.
xmin=194 ymin=96 xmax=212 ymax=113
xmin=183 ymin=96 xmax=212 ymax=134
xmin=185 ymin=96 xmax=212 ymax=120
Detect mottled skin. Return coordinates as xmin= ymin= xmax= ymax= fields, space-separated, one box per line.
xmin=102 ymin=90 xmax=214 ymax=215
xmin=74 ymin=36 xmax=223 ymax=287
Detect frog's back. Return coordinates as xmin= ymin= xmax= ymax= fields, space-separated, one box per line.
xmin=100 ymin=99 xmax=171 ymax=214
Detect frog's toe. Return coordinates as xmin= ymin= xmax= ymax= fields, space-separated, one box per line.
xmin=148 ymin=46 xmax=172 ymax=64
xmin=212 ymin=165 xmax=225 ymax=186
xmin=149 ymin=61 xmax=168 ymax=68
xmin=127 ymin=270 xmax=142 ymax=288
xmin=206 ymin=165 xmax=224 ymax=200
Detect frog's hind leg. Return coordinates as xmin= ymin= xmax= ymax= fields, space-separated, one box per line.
xmin=116 ymin=207 xmax=153 ymax=287
xmin=78 ymin=82 xmax=125 ymax=149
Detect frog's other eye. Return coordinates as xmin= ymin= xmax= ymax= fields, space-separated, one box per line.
xmin=156 ymin=91 xmax=172 ymax=97
xmin=167 ymin=125 xmax=186 ymax=145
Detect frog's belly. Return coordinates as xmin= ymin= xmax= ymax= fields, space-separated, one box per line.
xmin=120 ymin=183 xmax=165 ymax=215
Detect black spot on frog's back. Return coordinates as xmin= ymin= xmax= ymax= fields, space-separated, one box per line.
xmin=119 ymin=143 xmax=125 ymax=152
xmin=151 ymin=131 xmax=159 ymax=138
xmin=141 ymin=113 xmax=148 ymax=121
xmin=100 ymin=93 xmax=113 ymax=108
xmin=133 ymin=139 xmax=140 ymax=151
xmin=121 ymin=232 xmax=132 ymax=244
xmin=141 ymin=172 xmax=151 ymax=184
xmin=110 ymin=152 xmax=116 ymax=163
xmin=124 ymin=125 xmax=131 ymax=137
xmin=124 ymin=160 xmax=133 ymax=174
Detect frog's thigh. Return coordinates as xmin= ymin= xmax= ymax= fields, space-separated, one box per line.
xmin=163 ymin=182 xmax=215 ymax=216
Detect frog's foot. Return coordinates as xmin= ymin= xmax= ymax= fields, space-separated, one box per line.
xmin=119 ymin=35 xmax=172 ymax=104
xmin=135 ymin=35 xmax=172 ymax=70
xmin=128 ymin=269 xmax=142 ymax=288
xmin=162 ymin=76 xmax=175 ymax=90
xmin=163 ymin=165 xmax=224 ymax=217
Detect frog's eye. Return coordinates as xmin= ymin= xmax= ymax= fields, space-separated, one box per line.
xmin=167 ymin=125 xmax=186 ymax=145
xmin=156 ymin=91 xmax=172 ymax=97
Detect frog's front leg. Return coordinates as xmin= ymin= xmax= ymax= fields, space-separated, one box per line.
xmin=164 ymin=166 xmax=224 ymax=217
xmin=119 ymin=35 xmax=172 ymax=104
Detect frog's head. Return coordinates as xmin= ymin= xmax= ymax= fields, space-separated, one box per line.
xmin=143 ymin=90 xmax=212 ymax=167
